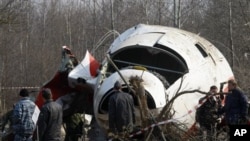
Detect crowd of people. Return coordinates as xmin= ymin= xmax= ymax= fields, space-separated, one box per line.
xmin=0 ymin=46 xmax=88 ymax=141
xmin=107 ymin=79 xmax=249 ymax=140
xmin=0 ymin=80 xmax=135 ymax=141
xmin=195 ymin=79 xmax=249 ymax=140
xmin=0 ymin=88 xmax=85 ymax=141
xmin=0 ymin=79 xmax=249 ymax=141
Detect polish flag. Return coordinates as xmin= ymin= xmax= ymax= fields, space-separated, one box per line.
xmin=68 ymin=50 xmax=100 ymax=87
xmin=83 ymin=50 xmax=100 ymax=77
xmin=36 ymin=50 xmax=99 ymax=108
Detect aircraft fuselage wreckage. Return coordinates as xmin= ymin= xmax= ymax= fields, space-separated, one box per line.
xmin=36 ymin=24 xmax=233 ymax=139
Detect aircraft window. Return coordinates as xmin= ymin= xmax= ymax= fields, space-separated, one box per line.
xmin=109 ymin=46 xmax=188 ymax=85
xmin=195 ymin=44 xmax=208 ymax=58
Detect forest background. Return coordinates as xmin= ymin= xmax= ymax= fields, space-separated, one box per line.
xmin=0 ymin=0 xmax=250 ymax=113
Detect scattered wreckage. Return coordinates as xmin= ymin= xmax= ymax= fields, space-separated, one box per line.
xmin=34 ymin=24 xmax=234 ymax=140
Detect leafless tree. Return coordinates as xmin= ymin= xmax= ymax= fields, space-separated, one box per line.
xmin=0 ymin=0 xmax=249 ymax=114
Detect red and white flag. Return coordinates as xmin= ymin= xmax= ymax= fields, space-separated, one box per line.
xmin=68 ymin=50 xmax=100 ymax=86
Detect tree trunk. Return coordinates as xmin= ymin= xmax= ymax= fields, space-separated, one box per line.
xmin=174 ymin=0 xmax=181 ymax=28
xmin=229 ymin=0 xmax=234 ymax=70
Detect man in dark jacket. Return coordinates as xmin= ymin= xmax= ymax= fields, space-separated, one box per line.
xmin=196 ymin=85 xmax=219 ymax=141
xmin=37 ymin=88 xmax=63 ymax=141
xmin=223 ymin=79 xmax=249 ymax=125
xmin=108 ymin=81 xmax=135 ymax=133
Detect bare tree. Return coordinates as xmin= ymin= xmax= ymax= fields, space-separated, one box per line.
xmin=229 ymin=0 xmax=234 ymax=70
xmin=0 ymin=0 xmax=249 ymax=113
xmin=174 ymin=0 xmax=181 ymax=28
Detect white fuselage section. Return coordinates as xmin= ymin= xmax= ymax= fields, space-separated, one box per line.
xmin=69 ymin=24 xmax=234 ymax=132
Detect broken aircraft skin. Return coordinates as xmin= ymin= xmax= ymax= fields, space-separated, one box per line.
xmin=36 ymin=24 xmax=234 ymax=138
xmin=68 ymin=24 xmax=234 ymax=134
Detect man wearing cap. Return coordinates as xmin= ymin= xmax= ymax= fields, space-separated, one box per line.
xmin=37 ymin=88 xmax=63 ymax=141
xmin=108 ymin=81 xmax=135 ymax=134
xmin=223 ymin=79 xmax=249 ymax=125
xmin=12 ymin=89 xmax=36 ymax=141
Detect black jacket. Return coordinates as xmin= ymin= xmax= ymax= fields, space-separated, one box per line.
xmin=108 ymin=91 xmax=135 ymax=132
xmin=196 ymin=95 xmax=219 ymax=129
xmin=37 ymin=100 xmax=63 ymax=141
xmin=224 ymin=88 xmax=248 ymax=123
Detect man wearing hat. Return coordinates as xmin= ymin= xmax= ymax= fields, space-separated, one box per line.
xmin=12 ymin=89 xmax=36 ymax=141
xmin=108 ymin=81 xmax=135 ymax=134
